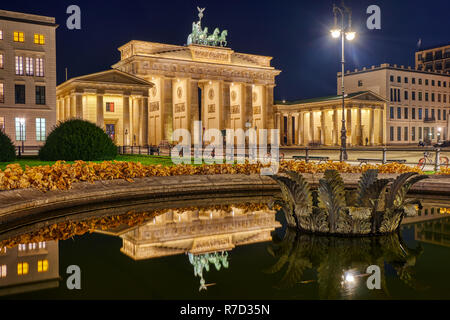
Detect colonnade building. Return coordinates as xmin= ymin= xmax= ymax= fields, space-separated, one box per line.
xmin=57 ymin=41 xmax=281 ymax=147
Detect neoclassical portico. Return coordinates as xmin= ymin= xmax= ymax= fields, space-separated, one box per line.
xmin=112 ymin=42 xmax=281 ymax=145
xmin=56 ymin=70 xmax=153 ymax=146
xmin=274 ymin=91 xmax=387 ymax=146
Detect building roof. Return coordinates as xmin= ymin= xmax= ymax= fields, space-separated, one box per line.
xmin=416 ymin=43 xmax=450 ymax=52
xmin=0 ymin=9 xmax=57 ymax=27
xmin=275 ymin=91 xmax=382 ymax=106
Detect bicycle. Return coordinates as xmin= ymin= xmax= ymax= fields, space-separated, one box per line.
xmin=417 ymin=152 xmax=449 ymax=170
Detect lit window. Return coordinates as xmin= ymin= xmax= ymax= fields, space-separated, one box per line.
xmin=36 ymin=118 xmax=46 ymax=141
xmin=0 ymin=83 xmax=4 ymax=103
xmin=36 ymin=58 xmax=44 ymax=77
xmin=25 ymin=57 xmax=34 ymax=76
xmin=15 ymin=56 xmax=24 ymax=75
xmin=34 ymin=34 xmax=45 ymax=45
xmin=0 ymin=53 xmax=3 ymax=68
xmin=0 ymin=30 xmax=3 ymax=40
xmin=0 ymin=117 xmax=4 ymax=132
xmin=0 ymin=265 xmax=6 ymax=278
xmin=106 ymin=102 xmax=115 ymax=112
xmin=17 ymin=262 xmax=29 ymax=275
xmin=38 ymin=242 xmax=46 ymax=249
xmin=15 ymin=117 xmax=26 ymax=141
xmin=18 ymin=244 xmax=26 ymax=251
xmin=13 ymin=31 xmax=25 ymax=42
xmin=37 ymin=260 xmax=48 ymax=272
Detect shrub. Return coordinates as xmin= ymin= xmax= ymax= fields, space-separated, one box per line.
xmin=0 ymin=130 xmax=16 ymax=162
xmin=39 ymin=119 xmax=118 ymax=161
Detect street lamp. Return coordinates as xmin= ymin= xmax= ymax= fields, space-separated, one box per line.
xmin=331 ymin=1 xmax=356 ymax=161
xmin=19 ymin=118 xmax=25 ymax=154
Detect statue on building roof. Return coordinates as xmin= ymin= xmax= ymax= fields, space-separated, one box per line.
xmin=187 ymin=7 xmax=228 ymax=47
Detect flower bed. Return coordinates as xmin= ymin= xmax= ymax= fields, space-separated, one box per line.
xmin=0 ymin=160 xmax=423 ymax=192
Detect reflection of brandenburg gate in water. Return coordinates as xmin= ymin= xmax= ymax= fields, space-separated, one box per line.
xmin=99 ymin=209 xmax=280 ymax=260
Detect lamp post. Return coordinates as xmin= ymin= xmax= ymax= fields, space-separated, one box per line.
xmin=19 ymin=118 xmax=25 ymax=154
xmin=331 ymin=2 xmax=356 ymax=162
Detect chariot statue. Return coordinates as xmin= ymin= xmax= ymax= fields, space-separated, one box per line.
xmin=187 ymin=7 xmax=228 ymax=47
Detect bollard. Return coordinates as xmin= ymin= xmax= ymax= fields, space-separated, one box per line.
xmin=382 ymin=148 xmax=387 ymax=165
xmin=435 ymin=148 xmax=441 ymax=172
xmin=305 ymin=147 xmax=309 ymax=163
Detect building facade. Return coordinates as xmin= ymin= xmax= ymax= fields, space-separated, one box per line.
xmin=56 ymin=70 xmax=153 ymax=146
xmin=416 ymin=44 xmax=450 ymax=73
xmin=274 ymin=91 xmax=387 ymax=146
xmin=0 ymin=10 xmax=57 ymax=147
xmin=339 ymin=64 xmax=450 ymax=145
xmin=112 ymin=41 xmax=281 ymax=146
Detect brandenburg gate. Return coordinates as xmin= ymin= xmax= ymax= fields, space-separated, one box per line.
xmin=112 ymin=9 xmax=281 ymax=146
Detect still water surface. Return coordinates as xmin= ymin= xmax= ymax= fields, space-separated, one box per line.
xmin=1 ymin=201 xmax=450 ymax=300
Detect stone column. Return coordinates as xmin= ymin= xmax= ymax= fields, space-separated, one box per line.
xmin=64 ymin=96 xmax=70 ymax=120
xmin=309 ymin=111 xmax=314 ymax=144
xmin=75 ymin=93 xmax=83 ymax=119
xmin=163 ymin=78 xmax=173 ymax=142
xmin=132 ymin=97 xmax=140 ymax=145
xmin=69 ymin=94 xmax=76 ymax=119
xmin=245 ymin=84 xmax=253 ymax=125
xmin=190 ymin=80 xmax=199 ymax=132
xmin=222 ymin=82 xmax=231 ymax=130
xmin=142 ymin=97 xmax=149 ymax=146
xmin=96 ymin=94 xmax=104 ymax=128
xmin=287 ymin=113 xmax=293 ymax=145
xmin=275 ymin=113 xmax=282 ymax=145
xmin=320 ymin=110 xmax=326 ymax=145
xmin=123 ymin=95 xmax=130 ymax=146
xmin=369 ymin=107 xmax=375 ymax=145
xmin=333 ymin=108 xmax=339 ymax=146
xmin=346 ymin=107 xmax=352 ymax=146
xmin=294 ymin=114 xmax=300 ymax=146
xmin=356 ymin=107 xmax=362 ymax=145
xmin=379 ymin=108 xmax=385 ymax=145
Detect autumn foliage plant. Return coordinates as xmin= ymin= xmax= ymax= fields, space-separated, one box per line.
xmin=39 ymin=119 xmax=118 ymax=161
xmin=0 ymin=130 xmax=16 ymax=162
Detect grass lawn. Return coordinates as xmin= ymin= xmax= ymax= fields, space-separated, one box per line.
xmin=0 ymin=155 xmax=176 ymax=170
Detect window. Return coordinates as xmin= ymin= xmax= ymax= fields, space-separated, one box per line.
xmin=0 ymin=83 xmax=3 ymax=103
xmin=431 ymin=93 xmax=435 ymax=102
xmin=418 ymin=108 xmax=423 ymax=120
xmin=15 ymin=118 xmax=26 ymax=141
xmin=404 ymin=91 xmax=408 ymax=100
xmin=438 ymin=81 xmax=441 ymax=87
xmin=25 ymin=57 xmax=34 ymax=76
xmin=15 ymin=84 xmax=25 ymax=104
xmin=397 ymin=127 xmax=401 ymax=141
xmin=390 ymin=107 xmax=394 ymax=119
xmin=438 ymin=109 xmax=441 ymax=120
xmin=419 ymin=127 xmax=423 ymax=140
xmin=412 ymin=127 xmax=416 ymax=141
xmin=35 ymin=86 xmax=46 ymax=105
xmin=390 ymin=88 xmax=393 ymax=102
xmin=412 ymin=108 xmax=416 ymax=120
xmin=36 ymin=118 xmax=46 ymax=141
xmin=425 ymin=79 xmax=429 ymax=86
xmin=397 ymin=76 xmax=401 ymax=83
xmin=390 ymin=127 xmax=394 ymax=141
xmin=404 ymin=77 xmax=408 ymax=84
xmin=34 ymin=34 xmax=45 ymax=45
xmin=106 ymin=102 xmax=115 ymax=112
xmin=412 ymin=91 xmax=416 ymax=101
xmin=13 ymin=31 xmax=25 ymax=42
xmin=0 ymin=117 xmax=4 ymax=132
xmin=397 ymin=89 xmax=401 ymax=102
xmin=0 ymin=30 xmax=3 ymax=40
xmin=17 ymin=262 xmax=29 ymax=275
xmin=432 ymin=80 xmax=435 ymax=86
xmin=38 ymin=242 xmax=46 ymax=249
xmin=432 ymin=109 xmax=435 ymax=119
xmin=37 ymin=260 xmax=49 ymax=273
xmin=404 ymin=127 xmax=408 ymax=141
xmin=419 ymin=79 xmax=422 ymax=85
xmin=390 ymin=75 xmax=394 ymax=82
xmin=0 ymin=265 xmax=6 ymax=278
xmin=15 ymin=56 xmax=24 ymax=75
xmin=358 ymin=80 xmax=363 ymax=87
xmin=412 ymin=78 xmax=416 ymax=84
xmin=36 ymin=58 xmax=44 ymax=77
xmin=404 ymin=107 xmax=408 ymax=119
xmin=438 ymin=94 xmax=441 ymax=103
xmin=419 ymin=92 xmax=422 ymax=101
xmin=444 ymin=112 xmax=447 ymax=121
xmin=397 ymin=107 xmax=402 ymax=119
xmin=431 ymin=127 xmax=435 ymax=140
xmin=425 ymin=93 xmax=429 ymax=101
xmin=0 ymin=53 xmax=3 ymax=69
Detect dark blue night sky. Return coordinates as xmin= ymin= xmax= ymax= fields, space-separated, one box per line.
xmin=2 ymin=0 xmax=449 ymax=101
